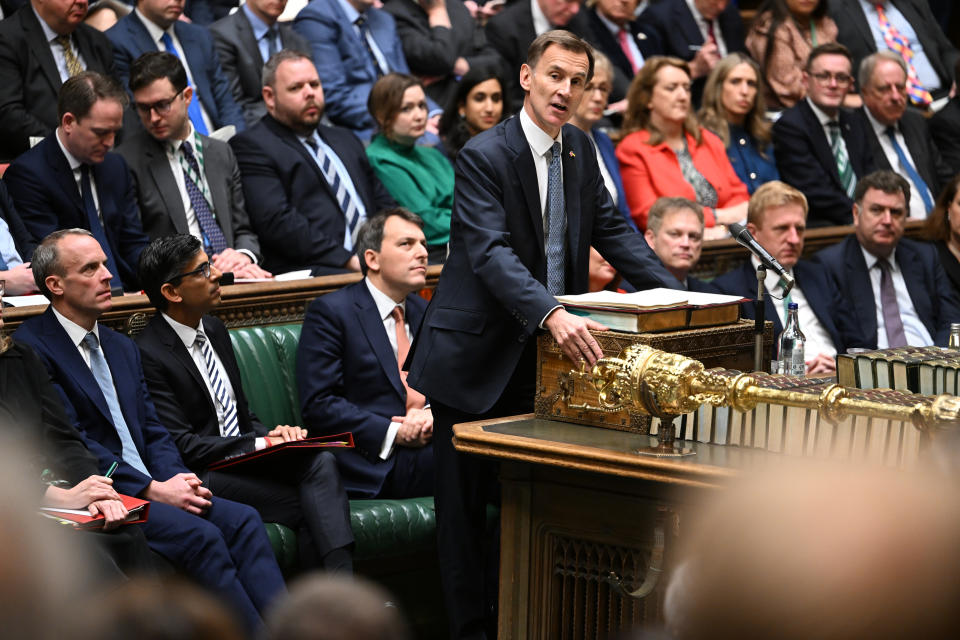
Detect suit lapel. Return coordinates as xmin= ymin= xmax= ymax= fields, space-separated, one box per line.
xmin=23 ymin=9 xmax=62 ymax=97
xmin=802 ymin=101 xmax=842 ymax=188
xmin=151 ymin=315 xmax=211 ymax=408
xmin=146 ymin=137 xmax=189 ymax=233
xmin=896 ymin=242 xmax=933 ymax=333
xmin=844 ymin=237 xmax=877 ymax=341
xmin=561 ymin=126 xmax=583 ymax=286
xmin=174 ymin=24 xmax=212 ymax=118
xmin=43 ymin=137 xmax=85 ymax=222
xmin=676 ymin=1 xmax=704 ymax=48
xmin=354 ymin=285 xmax=405 ymax=400
xmin=199 ymin=136 xmax=232 ymax=242
xmin=98 ymin=329 xmax=147 ymax=451
xmin=266 ymin=116 xmax=330 ymax=190
xmin=506 ymin=116 xmax=546 ymax=254
xmin=235 ymin=11 xmax=263 ymax=67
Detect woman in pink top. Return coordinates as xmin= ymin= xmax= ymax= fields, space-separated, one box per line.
xmin=616 ymin=57 xmax=749 ymax=234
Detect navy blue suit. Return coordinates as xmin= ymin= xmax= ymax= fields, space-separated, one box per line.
xmin=584 ymin=7 xmax=659 ymax=103
xmin=773 ymin=101 xmax=878 ymax=227
xmin=4 ymin=136 xmax=150 ymax=290
xmin=106 ymin=12 xmax=245 ymax=133
xmin=229 ymin=116 xmax=395 ymax=274
xmin=711 ymin=258 xmax=866 ymax=352
xmin=297 ymin=281 xmax=434 ymax=499
xmin=14 ymin=308 xmax=285 ymax=629
xmin=815 ymin=235 xmax=960 ymax=348
xmin=593 ymin=127 xmax=636 ymax=231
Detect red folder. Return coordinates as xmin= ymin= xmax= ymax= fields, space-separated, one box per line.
xmin=207 ymin=432 xmax=355 ymax=473
xmin=39 ymin=494 xmax=150 ymax=530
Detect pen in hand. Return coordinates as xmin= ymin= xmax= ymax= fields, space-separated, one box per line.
xmin=105 ymin=461 xmax=118 ymax=478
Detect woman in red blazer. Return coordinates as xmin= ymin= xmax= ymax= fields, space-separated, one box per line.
xmin=616 ymin=57 xmax=749 ymax=234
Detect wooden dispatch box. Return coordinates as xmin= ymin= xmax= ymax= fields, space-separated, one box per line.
xmin=534 ymin=320 xmax=774 ymax=433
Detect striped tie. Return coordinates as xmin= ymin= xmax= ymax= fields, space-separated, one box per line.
xmin=194 ymin=331 xmax=240 ymax=437
xmin=545 ymin=141 xmax=566 ymax=295
xmin=828 ymin=122 xmax=855 ymax=198
xmin=306 ymin=136 xmax=364 ymax=248
xmin=874 ymin=3 xmax=932 ymax=107
xmin=54 ymin=35 xmax=83 ymax=77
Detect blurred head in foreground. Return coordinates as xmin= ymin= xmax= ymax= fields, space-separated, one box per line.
xmin=664 ymin=465 xmax=960 ymax=640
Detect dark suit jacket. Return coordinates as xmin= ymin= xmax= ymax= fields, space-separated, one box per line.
xmin=229 ymin=115 xmax=396 ymax=273
xmin=406 ymin=116 xmax=682 ymax=414
xmin=4 ymin=135 xmax=150 ymax=290
xmin=687 ymin=276 xmax=719 ymax=293
xmin=711 ymin=258 xmax=866 ymax=352
xmin=106 ymin=11 xmax=245 ymax=133
xmin=297 ymin=280 xmax=427 ymax=497
xmin=0 ymin=179 xmax=32 ymax=261
xmin=135 ymin=314 xmax=269 ymax=472
xmin=210 ymin=10 xmax=310 ymax=128
xmin=773 ymin=100 xmax=877 ymax=227
xmin=0 ymin=6 xmax=116 ymax=162
xmin=484 ymin=1 xmax=596 ymax=108
xmin=829 ymin=0 xmax=958 ymax=97
xmin=584 ymin=7 xmax=659 ymax=103
xmin=861 ymin=107 xmax=954 ymax=200
xmin=814 ymin=235 xmax=960 ymax=348
xmin=928 ymin=97 xmax=960 ymax=175
xmin=116 ymin=129 xmax=260 ymax=259
xmin=13 ymin=308 xmax=191 ymax=498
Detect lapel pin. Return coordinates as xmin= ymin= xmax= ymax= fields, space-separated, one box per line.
xmin=569 ymin=150 xmax=575 ymax=158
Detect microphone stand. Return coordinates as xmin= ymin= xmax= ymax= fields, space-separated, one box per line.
xmin=754 ymin=264 xmax=767 ymax=373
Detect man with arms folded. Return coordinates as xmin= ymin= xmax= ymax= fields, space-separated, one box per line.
xmin=135 ymin=234 xmax=354 ymax=572
xmin=405 ymin=31 xmax=682 ymax=639
xmin=14 ymin=229 xmax=285 ymax=630
xmin=643 ymin=196 xmax=717 ymax=293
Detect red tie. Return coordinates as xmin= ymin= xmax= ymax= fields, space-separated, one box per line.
xmin=392 ymin=306 xmax=426 ymax=411
xmin=618 ymin=29 xmax=639 ymax=74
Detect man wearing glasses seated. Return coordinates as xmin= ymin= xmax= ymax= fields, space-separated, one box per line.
xmin=773 ymin=42 xmax=878 ymax=227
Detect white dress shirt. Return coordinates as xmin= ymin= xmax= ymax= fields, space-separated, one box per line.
xmin=860 ymin=245 xmax=933 ymax=347
xmin=753 ymin=257 xmax=837 ymax=358
xmin=684 ymin=0 xmax=727 ymax=57
xmin=530 ymin=0 xmax=551 ymax=35
xmin=33 ymin=5 xmax=89 ymax=82
xmin=863 ymin=108 xmax=931 ymax=219
xmin=52 ymin=306 xmax=99 ymax=368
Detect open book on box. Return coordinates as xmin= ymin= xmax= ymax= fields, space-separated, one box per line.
xmin=556 ymin=288 xmax=746 ymax=333
xmin=39 ymin=494 xmax=150 ymax=530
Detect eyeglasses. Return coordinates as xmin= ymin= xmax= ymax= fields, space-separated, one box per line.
xmin=165 ymin=260 xmax=211 ymax=284
xmin=811 ymin=72 xmax=853 ymax=86
xmin=585 ymin=83 xmax=611 ymax=96
xmin=134 ymin=88 xmax=185 ymax=116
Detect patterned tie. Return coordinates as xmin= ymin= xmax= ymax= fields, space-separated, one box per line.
xmin=305 ymin=136 xmax=364 ymax=248
xmin=81 ymin=332 xmax=150 ymax=475
xmin=159 ymin=32 xmax=209 ymax=135
xmin=884 ymin=126 xmax=933 ymax=213
xmin=874 ymin=3 xmax=932 ymax=107
xmin=391 ymin=306 xmax=426 ymax=411
xmin=827 ymin=121 xmax=855 ymax=198
xmin=179 ymin=140 xmax=228 ymax=254
xmin=617 ymin=29 xmax=639 ymax=74
xmin=877 ymin=258 xmax=908 ymax=347
xmin=545 ymin=142 xmax=566 ymax=296
xmin=265 ymin=26 xmax=279 ymax=59
xmin=54 ymin=35 xmax=83 ymax=77
xmin=79 ymin=166 xmax=123 ymax=291
xmin=194 ymin=331 xmax=240 ymax=437
xmin=354 ymin=15 xmax=384 ymax=78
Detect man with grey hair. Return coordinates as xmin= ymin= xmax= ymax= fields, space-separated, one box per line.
xmin=858 ymin=50 xmax=953 ymax=219
xmin=230 ymin=50 xmax=395 ymax=275
xmin=643 ymin=197 xmax=716 ymax=292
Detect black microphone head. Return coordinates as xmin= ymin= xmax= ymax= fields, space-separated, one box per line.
xmin=728 ymin=222 xmax=747 ymax=237
xmin=219 ymin=272 xmax=235 ymax=286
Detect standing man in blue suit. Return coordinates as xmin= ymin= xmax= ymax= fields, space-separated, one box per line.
xmin=14 ymin=229 xmax=286 ymax=631
xmin=106 ymin=0 xmax=245 ymax=134
xmin=4 ymin=72 xmax=150 ymax=292
xmin=405 ymin=31 xmax=682 ymax=640
xmin=297 ymin=209 xmax=435 ymax=500
xmin=712 ymin=181 xmax=866 ymax=373
xmin=816 ymin=170 xmax=960 ymax=348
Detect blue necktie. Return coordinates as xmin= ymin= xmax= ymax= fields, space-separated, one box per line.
xmin=545 ymin=141 xmax=566 ymax=295
xmin=885 ymin=126 xmax=933 ymax=213
xmin=160 ymin=32 xmax=208 ymax=135
xmin=194 ymin=331 xmax=240 ymax=437
xmin=305 ymin=136 xmax=363 ymax=248
xmin=81 ymin=332 xmax=150 ymax=476
xmin=180 ymin=141 xmax=227 ymax=254
xmin=79 ymin=165 xmax=122 ymax=291
xmin=354 ymin=15 xmax=384 ymax=78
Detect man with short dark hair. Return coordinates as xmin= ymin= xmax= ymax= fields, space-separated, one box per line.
xmin=643 ymin=197 xmax=714 ymax=292
xmin=117 ymin=52 xmax=269 ymax=280
xmin=135 ymin=233 xmax=354 ymax=573
xmin=773 ymin=42 xmax=878 ymax=227
xmin=816 ymin=170 xmax=960 ymax=348
xmin=14 ymin=229 xmax=286 ymax=630
xmin=5 ymin=72 xmax=150 ymax=292
xmin=230 ymin=50 xmax=396 ymax=275
xmin=297 ymin=209 xmax=434 ymax=500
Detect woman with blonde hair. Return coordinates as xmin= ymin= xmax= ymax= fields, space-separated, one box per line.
xmin=616 ymin=56 xmax=749 ymax=234
xmin=699 ymin=53 xmax=779 ymax=194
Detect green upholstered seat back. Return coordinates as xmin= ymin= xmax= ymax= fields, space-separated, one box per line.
xmin=229 ymin=324 xmax=303 ymax=427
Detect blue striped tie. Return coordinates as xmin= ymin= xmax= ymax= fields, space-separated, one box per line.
xmin=160 ymin=32 xmax=208 ymax=135
xmin=306 ymin=136 xmax=364 ymax=248
xmin=546 ymin=141 xmax=566 ymax=295
xmin=885 ymin=126 xmax=933 ymax=213
xmin=194 ymin=331 xmax=240 ymax=437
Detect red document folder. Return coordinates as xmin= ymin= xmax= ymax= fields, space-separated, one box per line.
xmin=39 ymin=494 xmax=150 ymax=530
xmin=207 ymin=432 xmax=355 ymax=473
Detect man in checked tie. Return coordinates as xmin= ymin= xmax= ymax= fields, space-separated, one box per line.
xmin=404 ymin=30 xmax=682 ymax=639
xmin=817 ymin=170 xmax=960 ymax=349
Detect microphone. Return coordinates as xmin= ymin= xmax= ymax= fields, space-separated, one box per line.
xmin=728 ymin=222 xmax=794 ymax=294
xmin=219 ymin=272 xmax=235 ymax=286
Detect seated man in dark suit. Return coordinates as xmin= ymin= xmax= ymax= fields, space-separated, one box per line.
xmin=584 ymin=0 xmax=659 ymax=105
xmin=485 ymin=0 xmax=596 ymax=108
xmin=713 ymin=181 xmax=864 ymax=373
xmin=639 ymin=0 xmax=745 ymax=103
xmin=0 ymin=0 xmax=116 ymax=162
xmin=297 ymin=209 xmax=434 ymax=500
xmin=117 ymin=53 xmax=269 ymax=280
xmin=210 ymin=0 xmax=310 ymax=128
xmin=829 ymin=0 xmax=958 ymax=108
xmin=816 ymin=170 xmax=960 ymax=348
xmin=643 ymin=197 xmax=716 ymax=292
xmin=230 ymin=50 xmax=396 ymax=275
xmin=14 ymin=229 xmax=286 ymax=630
xmin=4 ymin=72 xmax=150 ymax=292
xmin=105 ymin=0 xmax=245 ymax=135
xmin=0 ymin=180 xmax=39 ymax=295
xmin=930 ymin=58 xmax=960 ymax=175
xmin=858 ymin=51 xmax=954 ymax=219
xmin=773 ymin=43 xmax=877 ymax=227
xmin=135 ymin=234 xmax=354 ymax=572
